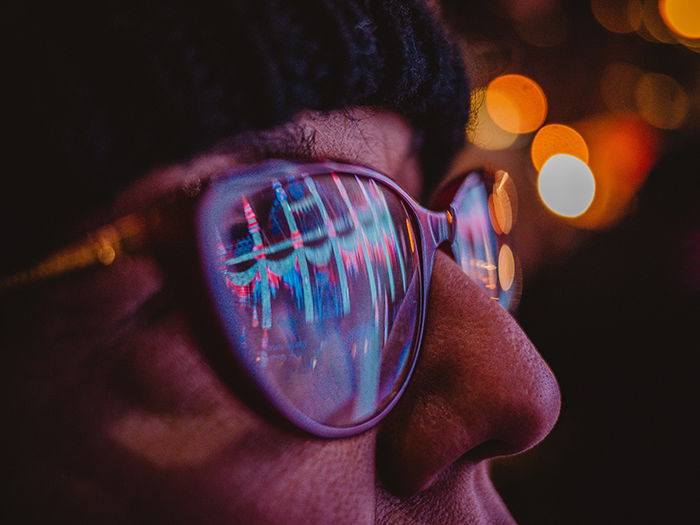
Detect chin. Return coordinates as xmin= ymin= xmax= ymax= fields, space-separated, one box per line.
xmin=375 ymin=462 xmax=517 ymax=525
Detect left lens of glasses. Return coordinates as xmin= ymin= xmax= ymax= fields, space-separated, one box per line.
xmin=198 ymin=168 xmax=422 ymax=434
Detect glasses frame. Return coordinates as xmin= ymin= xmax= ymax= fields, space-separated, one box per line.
xmin=197 ymin=160 xmax=459 ymax=437
xmin=0 ymin=159 xmax=514 ymax=439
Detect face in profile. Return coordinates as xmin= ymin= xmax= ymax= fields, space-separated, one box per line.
xmin=4 ymin=107 xmax=560 ymax=524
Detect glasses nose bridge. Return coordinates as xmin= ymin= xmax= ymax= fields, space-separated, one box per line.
xmin=422 ymin=208 xmax=455 ymax=253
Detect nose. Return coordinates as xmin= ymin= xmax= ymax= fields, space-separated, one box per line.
xmin=377 ymin=251 xmax=561 ymax=495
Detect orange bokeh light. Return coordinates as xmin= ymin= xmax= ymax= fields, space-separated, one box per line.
xmin=485 ymin=74 xmax=548 ymax=135
xmin=660 ymin=0 xmax=700 ymax=39
xmin=571 ymin=112 xmax=660 ymax=229
xmin=531 ymin=124 xmax=589 ymax=172
xmin=467 ymin=88 xmax=519 ymax=150
xmin=591 ymin=0 xmax=642 ymax=34
xmin=498 ymin=244 xmax=516 ymax=292
xmin=488 ymin=170 xmax=517 ymax=235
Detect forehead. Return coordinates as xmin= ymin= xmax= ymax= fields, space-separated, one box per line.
xmin=113 ymin=108 xmax=422 ymax=216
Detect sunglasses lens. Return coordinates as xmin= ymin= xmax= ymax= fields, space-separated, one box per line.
xmin=199 ymin=169 xmax=421 ymax=432
xmin=448 ymin=171 xmax=520 ymax=311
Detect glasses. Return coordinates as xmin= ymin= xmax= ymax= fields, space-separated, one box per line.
xmin=1 ymin=160 xmax=520 ymax=437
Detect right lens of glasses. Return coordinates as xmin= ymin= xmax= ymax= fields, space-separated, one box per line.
xmin=198 ymin=166 xmax=422 ymax=435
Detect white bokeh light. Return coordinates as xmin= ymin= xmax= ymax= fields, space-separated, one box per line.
xmin=537 ymin=154 xmax=596 ymax=217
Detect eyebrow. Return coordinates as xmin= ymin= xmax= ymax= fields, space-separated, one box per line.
xmin=214 ymin=121 xmax=323 ymax=165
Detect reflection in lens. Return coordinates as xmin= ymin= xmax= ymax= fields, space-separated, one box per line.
xmin=498 ymin=243 xmax=516 ymax=292
xmin=205 ymin=171 xmax=420 ymax=429
xmin=451 ymin=174 xmax=519 ymax=310
xmin=488 ymin=170 xmax=517 ymax=235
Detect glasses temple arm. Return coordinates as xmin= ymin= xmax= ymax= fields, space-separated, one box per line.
xmin=0 ymin=213 xmax=150 ymax=292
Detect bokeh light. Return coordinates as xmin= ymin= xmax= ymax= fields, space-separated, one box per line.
xmin=467 ymin=88 xmax=520 ymax=150
xmin=660 ymin=0 xmax=700 ymax=38
xmin=531 ymin=124 xmax=589 ymax=172
xmin=537 ymin=154 xmax=596 ymax=218
xmin=591 ymin=0 xmax=643 ymax=34
xmin=635 ymin=72 xmax=689 ymax=129
xmin=573 ymin=112 xmax=660 ymax=228
xmin=498 ymin=244 xmax=516 ymax=292
xmin=638 ymin=0 xmax=679 ymax=44
xmin=488 ymin=170 xmax=517 ymax=235
xmin=485 ymin=74 xmax=548 ymax=134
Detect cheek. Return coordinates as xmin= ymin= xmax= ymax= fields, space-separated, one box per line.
xmin=106 ymin=312 xmax=378 ymax=523
xmin=106 ymin=311 xmax=260 ymax=468
xmin=104 ymin=316 xmax=379 ymax=523
xmin=166 ymin=432 xmax=378 ymax=524
xmin=13 ymin=257 xmax=379 ymax=523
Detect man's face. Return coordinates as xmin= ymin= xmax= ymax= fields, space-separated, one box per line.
xmin=7 ymin=108 xmax=560 ymax=524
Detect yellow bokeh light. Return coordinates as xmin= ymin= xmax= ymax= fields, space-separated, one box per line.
xmin=96 ymin=244 xmax=117 ymax=266
xmin=467 ymin=88 xmax=519 ymax=150
xmin=530 ymin=124 xmax=589 ymax=172
xmin=537 ymin=154 xmax=596 ymax=218
xmin=660 ymin=0 xmax=700 ymax=38
xmin=634 ymin=72 xmax=689 ymax=129
xmin=485 ymin=74 xmax=548 ymax=135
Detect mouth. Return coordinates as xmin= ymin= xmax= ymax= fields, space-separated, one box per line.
xmin=374 ymin=461 xmax=517 ymax=525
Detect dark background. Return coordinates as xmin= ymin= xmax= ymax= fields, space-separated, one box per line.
xmin=442 ymin=1 xmax=699 ymax=524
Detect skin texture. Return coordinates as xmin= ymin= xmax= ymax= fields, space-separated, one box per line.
xmin=5 ymin=108 xmax=560 ymax=524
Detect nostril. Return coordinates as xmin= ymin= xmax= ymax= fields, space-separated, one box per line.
xmin=376 ymin=439 xmax=514 ymax=497
xmin=462 ymin=440 xmax=512 ymax=463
